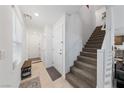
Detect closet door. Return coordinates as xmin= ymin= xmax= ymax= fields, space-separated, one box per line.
xmin=53 ymin=16 xmax=65 ymax=75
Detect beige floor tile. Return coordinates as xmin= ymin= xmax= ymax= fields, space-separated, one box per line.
xmin=21 ymin=62 xmax=73 ymax=88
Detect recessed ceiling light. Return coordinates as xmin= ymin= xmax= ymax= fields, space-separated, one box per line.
xmin=34 ymin=12 xmax=39 ymax=17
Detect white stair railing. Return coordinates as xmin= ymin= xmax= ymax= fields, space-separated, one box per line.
xmin=97 ymin=30 xmax=113 ymax=88
xmin=97 ymin=6 xmax=113 ymax=88
xmin=97 ymin=49 xmax=105 ymax=87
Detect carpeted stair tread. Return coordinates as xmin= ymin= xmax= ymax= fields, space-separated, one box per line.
xmin=88 ymin=39 xmax=103 ymax=42
xmin=78 ymin=56 xmax=96 ymax=61
xmin=91 ymin=33 xmax=105 ymax=37
xmin=85 ymin=44 xmax=101 ymax=48
xmin=80 ymin=51 xmax=97 ymax=58
xmin=80 ymin=51 xmax=97 ymax=55
xmin=70 ymin=66 xmax=96 ymax=87
xmin=86 ymin=41 xmax=103 ymax=44
xmin=83 ymin=48 xmax=97 ymax=53
xmin=92 ymin=31 xmax=105 ymax=35
xmin=66 ymin=73 xmax=92 ymax=88
xmin=74 ymin=61 xmax=96 ymax=71
xmin=89 ymin=36 xmax=104 ymax=41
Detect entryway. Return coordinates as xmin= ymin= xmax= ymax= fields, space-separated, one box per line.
xmin=20 ymin=62 xmax=72 ymax=88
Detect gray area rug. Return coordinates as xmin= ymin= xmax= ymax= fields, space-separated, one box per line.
xmin=46 ymin=66 xmax=62 ymax=81
xmin=19 ymin=77 xmax=41 ymax=88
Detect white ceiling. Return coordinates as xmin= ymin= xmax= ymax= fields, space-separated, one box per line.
xmin=95 ymin=5 xmax=105 ymax=10
xmin=19 ymin=5 xmax=81 ymax=28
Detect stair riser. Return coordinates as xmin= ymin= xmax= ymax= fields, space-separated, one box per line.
xmin=91 ymin=34 xmax=105 ymax=38
xmin=92 ymin=30 xmax=105 ymax=33
xmin=66 ymin=76 xmax=91 ymax=88
xmin=85 ymin=45 xmax=101 ymax=48
xmin=88 ymin=39 xmax=103 ymax=42
xmin=77 ymin=56 xmax=96 ymax=66
xmin=74 ymin=62 xmax=96 ymax=75
xmin=66 ymin=73 xmax=92 ymax=88
xmin=89 ymin=37 xmax=104 ymax=41
xmin=95 ymin=28 xmax=102 ymax=31
xmin=91 ymin=32 xmax=105 ymax=36
xmin=80 ymin=52 xmax=97 ymax=58
xmin=83 ymin=48 xmax=97 ymax=53
xmin=66 ymin=77 xmax=79 ymax=88
xmin=90 ymin=36 xmax=104 ymax=40
xmin=86 ymin=42 xmax=102 ymax=45
xmin=86 ymin=42 xmax=102 ymax=46
xmin=70 ymin=68 xmax=96 ymax=87
xmin=86 ymin=44 xmax=101 ymax=46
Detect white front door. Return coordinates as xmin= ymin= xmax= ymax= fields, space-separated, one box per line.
xmin=53 ymin=18 xmax=65 ymax=75
xmin=28 ymin=31 xmax=41 ymax=58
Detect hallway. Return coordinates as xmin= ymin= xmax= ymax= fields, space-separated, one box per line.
xmin=20 ymin=62 xmax=73 ymax=88
xmin=0 ymin=5 xmax=115 ymax=88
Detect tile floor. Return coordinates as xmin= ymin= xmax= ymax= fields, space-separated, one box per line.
xmin=21 ymin=62 xmax=73 ymax=88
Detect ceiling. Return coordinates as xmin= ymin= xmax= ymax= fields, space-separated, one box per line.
xmin=95 ymin=5 xmax=105 ymax=10
xmin=19 ymin=5 xmax=81 ymax=29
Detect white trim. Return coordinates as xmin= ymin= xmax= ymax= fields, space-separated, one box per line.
xmin=97 ymin=49 xmax=105 ymax=88
xmin=11 ymin=5 xmax=25 ymax=26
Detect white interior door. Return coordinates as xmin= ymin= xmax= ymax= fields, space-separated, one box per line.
xmin=28 ymin=31 xmax=41 ymax=58
xmin=53 ymin=19 xmax=64 ymax=75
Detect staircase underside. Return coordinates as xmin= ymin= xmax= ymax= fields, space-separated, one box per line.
xmin=66 ymin=26 xmax=105 ymax=88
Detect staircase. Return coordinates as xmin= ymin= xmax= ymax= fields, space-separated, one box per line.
xmin=66 ymin=26 xmax=105 ymax=88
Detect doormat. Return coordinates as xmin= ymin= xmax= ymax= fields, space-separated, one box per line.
xmin=19 ymin=77 xmax=41 ymax=88
xmin=46 ymin=66 xmax=62 ymax=81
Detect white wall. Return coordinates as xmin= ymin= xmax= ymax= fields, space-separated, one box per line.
xmin=26 ymin=25 xmax=53 ymax=68
xmin=80 ymin=6 xmax=96 ymax=46
xmin=26 ymin=27 xmax=43 ymax=58
xmin=42 ymin=25 xmax=53 ymax=68
xmin=95 ymin=7 xmax=106 ymax=26
xmin=112 ymin=6 xmax=124 ymax=50
xmin=0 ymin=6 xmax=26 ymax=87
xmin=12 ymin=7 xmax=23 ymax=87
xmin=65 ymin=6 xmax=96 ymax=73
xmin=14 ymin=6 xmax=27 ymax=63
xmin=0 ymin=6 xmax=13 ymax=87
xmin=65 ymin=13 xmax=83 ymax=73
xmin=112 ymin=6 xmax=124 ymax=36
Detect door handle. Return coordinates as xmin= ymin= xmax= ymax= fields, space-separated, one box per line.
xmin=59 ymin=53 xmax=62 ymax=55
xmin=61 ymin=41 xmax=63 ymax=43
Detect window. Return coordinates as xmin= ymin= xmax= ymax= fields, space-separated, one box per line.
xmin=12 ymin=11 xmax=23 ymax=69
